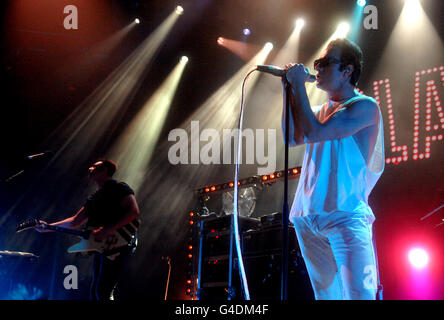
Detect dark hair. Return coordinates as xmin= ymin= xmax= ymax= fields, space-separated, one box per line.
xmin=326 ymin=38 xmax=363 ymax=86
xmin=96 ymin=159 xmax=118 ymax=177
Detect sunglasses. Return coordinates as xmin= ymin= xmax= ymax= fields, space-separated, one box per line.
xmin=314 ymin=57 xmax=342 ymax=69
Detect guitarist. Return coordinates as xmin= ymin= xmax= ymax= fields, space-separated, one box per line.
xmin=35 ymin=159 xmax=140 ymax=300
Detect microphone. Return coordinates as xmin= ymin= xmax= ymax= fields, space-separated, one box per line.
xmin=27 ymin=151 xmax=53 ymax=160
xmin=256 ymin=65 xmax=316 ymax=82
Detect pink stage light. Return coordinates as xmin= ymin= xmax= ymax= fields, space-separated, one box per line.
xmin=408 ymin=248 xmax=429 ymax=269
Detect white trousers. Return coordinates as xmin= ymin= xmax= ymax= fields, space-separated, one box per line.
xmin=291 ymin=212 xmax=378 ymax=300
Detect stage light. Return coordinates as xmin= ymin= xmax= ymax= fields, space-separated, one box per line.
xmin=41 ymin=9 xmax=182 ymax=197
xmin=264 ymin=42 xmax=273 ymax=51
xmin=175 ymin=5 xmax=184 ymax=15
xmin=403 ymin=0 xmax=421 ymax=24
xmin=408 ymin=248 xmax=429 ymax=269
xmin=336 ymin=22 xmax=350 ymax=38
xmin=357 ymin=0 xmax=366 ymax=7
xmin=107 ymin=50 xmax=189 ymax=192
xmin=296 ymin=18 xmax=305 ymax=28
xmin=135 ymin=18 xmax=140 ymax=24
xmin=180 ymin=56 xmax=189 ymax=64
xmin=215 ymin=37 xmax=262 ymax=62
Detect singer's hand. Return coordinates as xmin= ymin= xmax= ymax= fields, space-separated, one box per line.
xmin=285 ymin=63 xmax=311 ymax=86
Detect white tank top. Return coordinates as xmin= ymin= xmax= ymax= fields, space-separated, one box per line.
xmin=290 ymin=94 xmax=385 ymax=219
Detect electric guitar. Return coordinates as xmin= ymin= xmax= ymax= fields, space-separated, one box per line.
xmin=16 ymin=218 xmax=139 ymax=260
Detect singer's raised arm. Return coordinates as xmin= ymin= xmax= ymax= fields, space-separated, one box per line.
xmin=289 ymin=82 xmax=378 ymax=143
xmin=281 ymin=84 xmax=304 ymax=146
xmin=285 ymin=63 xmax=379 ymax=144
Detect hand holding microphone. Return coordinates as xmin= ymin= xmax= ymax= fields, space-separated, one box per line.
xmin=256 ymin=64 xmax=316 ymax=84
xmin=285 ymin=63 xmax=315 ymax=85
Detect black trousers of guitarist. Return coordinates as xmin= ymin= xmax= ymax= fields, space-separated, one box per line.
xmin=90 ymin=245 xmax=134 ymax=300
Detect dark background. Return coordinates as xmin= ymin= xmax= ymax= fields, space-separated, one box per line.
xmin=0 ymin=0 xmax=443 ymax=300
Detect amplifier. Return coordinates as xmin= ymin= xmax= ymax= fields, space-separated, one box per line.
xmin=198 ymin=253 xmax=313 ymax=300
xmin=201 ymin=215 xmax=260 ymax=234
xmin=242 ymin=225 xmax=299 ymax=255
xmin=241 ymin=253 xmax=314 ymax=300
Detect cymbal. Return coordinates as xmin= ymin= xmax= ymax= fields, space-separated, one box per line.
xmin=0 ymin=250 xmax=39 ymax=258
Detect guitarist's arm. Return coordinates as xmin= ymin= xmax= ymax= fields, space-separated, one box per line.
xmin=36 ymin=207 xmax=88 ymax=232
xmin=92 ymin=194 xmax=140 ymax=240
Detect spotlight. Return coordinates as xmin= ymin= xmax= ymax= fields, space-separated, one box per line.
xmin=408 ymin=248 xmax=429 ymax=269
xmin=403 ymin=0 xmax=421 ymax=24
xmin=217 ymin=37 xmax=224 ymax=45
xmin=243 ymin=28 xmax=251 ymax=36
xmin=357 ymin=0 xmax=366 ymax=7
xmin=264 ymin=42 xmax=273 ymax=51
xmin=180 ymin=56 xmax=189 ymax=64
xmin=336 ymin=22 xmax=350 ymax=38
xmin=296 ymin=18 xmax=305 ymax=28
xmin=135 ymin=18 xmax=140 ymax=24
xmin=175 ymin=5 xmax=184 ymax=15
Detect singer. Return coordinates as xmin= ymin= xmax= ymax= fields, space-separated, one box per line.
xmin=282 ymin=38 xmax=384 ymax=300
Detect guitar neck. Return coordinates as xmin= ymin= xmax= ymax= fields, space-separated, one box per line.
xmin=46 ymin=225 xmax=87 ymax=237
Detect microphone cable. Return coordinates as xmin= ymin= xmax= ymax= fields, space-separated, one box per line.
xmin=231 ymin=67 xmax=258 ymax=300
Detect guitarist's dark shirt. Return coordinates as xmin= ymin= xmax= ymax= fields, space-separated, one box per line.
xmin=84 ymin=179 xmax=135 ymax=228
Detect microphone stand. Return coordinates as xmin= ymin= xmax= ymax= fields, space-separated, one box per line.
xmin=281 ymin=76 xmax=291 ymax=300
